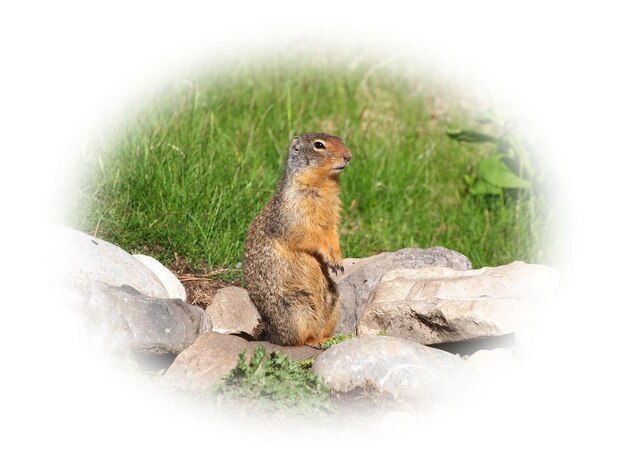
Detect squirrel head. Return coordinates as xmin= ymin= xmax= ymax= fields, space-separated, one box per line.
xmin=286 ymin=133 xmax=352 ymax=178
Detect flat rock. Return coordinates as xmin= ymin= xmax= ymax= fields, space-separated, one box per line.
xmin=52 ymin=225 xmax=168 ymax=298
xmin=205 ymin=286 xmax=261 ymax=335
xmin=162 ymin=332 xmax=321 ymax=391
xmin=357 ymin=261 xmax=559 ymax=344
xmin=133 ymin=254 xmax=187 ymax=301
xmin=81 ymin=282 xmax=208 ymax=355
xmin=312 ymin=335 xmax=475 ymax=404
xmin=335 ymin=246 xmax=472 ymax=334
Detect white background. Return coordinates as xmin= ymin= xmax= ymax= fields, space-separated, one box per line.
xmin=2 ymin=1 xmax=624 ymax=468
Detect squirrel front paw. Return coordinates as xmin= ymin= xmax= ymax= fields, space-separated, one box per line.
xmin=329 ymin=264 xmax=343 ymax=275
xmin=320 ymin=247 xmax=343 ymax=276
xmin=326 ymin=259 xmax=344 ymax=276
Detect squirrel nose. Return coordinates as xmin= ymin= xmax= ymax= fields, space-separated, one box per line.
xmin=343 ymin=152 xmax=352 ymax=163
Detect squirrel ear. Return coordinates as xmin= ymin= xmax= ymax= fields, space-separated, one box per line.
xmin=290 ymin=136 xmax=301 ymax=153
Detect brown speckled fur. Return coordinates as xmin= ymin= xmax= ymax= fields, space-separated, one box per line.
xmin=243 ymin=133 xmax=352 ymax=346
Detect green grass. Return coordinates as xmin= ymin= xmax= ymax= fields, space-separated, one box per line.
xmin=68 ymin=57 xmax=555 ymax=275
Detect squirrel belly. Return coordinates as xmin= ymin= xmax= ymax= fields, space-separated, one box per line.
xmin=243 ymin=133 xmax=351 ymax=346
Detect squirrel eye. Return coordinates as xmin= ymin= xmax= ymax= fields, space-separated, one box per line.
xmin=314 ymin=141 xmax=326 ymax=150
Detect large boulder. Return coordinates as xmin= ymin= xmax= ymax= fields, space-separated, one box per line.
xmin=312 ymin=335 xmax=475 ymax=405
xmin=162 ymin=332 xmax=321 ymax=391
xmin=205 ymin=286 xmax=261 ymax=335
xmin=357 ymin=261 xmax=559 ymax=344
xmin=335 ymin=247 xmax=472 ymax=334
xmin=81 ymin=282 xmax=208 ymax=355
xmin=52 ymin=225 xmax=168 ymax=298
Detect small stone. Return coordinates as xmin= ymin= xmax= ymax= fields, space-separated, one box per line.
xmin=312 ymin=335 xmax=475 ymax=405
xmin=205 ymin=286 xmax=261 ymax=335
xmin=133 ymin=254 xmax=187 ymax=301
xmin=162 ymin=332 xmax=321 ymax=391
xmin=357 ymin=261 xmax=558 ymax=344
xmin=335 ymin=246 xmax=472 ymax=334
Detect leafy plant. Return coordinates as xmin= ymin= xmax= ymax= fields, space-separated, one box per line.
xmin=447 ymin=115 xmax=533 ymax=197
xmin=215 ymin=346 xmax=331 ymax=412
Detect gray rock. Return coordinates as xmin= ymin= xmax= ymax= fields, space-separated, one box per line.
xmin=335 ymin=247 xmax=472 ymax=334
xmin=82 ymin=282 xmax=208 ymax=355
xmin=162 ymin=332 xmax=320 ymax=391
xmin=205 ymin=286 xmax=261 ymax=335
xmin=357 ymin=261 xmax=559 ymax=344
xmin=312 ymin=335 xmax=475 ymax=404
xmin=52 ymin=225 xmax=168 ymax=298
xmin=133 ymin=254 xmax=187 ymax=301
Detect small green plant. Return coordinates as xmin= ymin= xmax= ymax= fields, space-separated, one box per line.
xmin=377 ymin=330 xmax=387 ymax=336
xmin=321 ymin=333 xmax=355 ymax=349
xmin=215 ymin=346 xmax=331 ymax=412
xmin=447 ymin=114 xmax=533 ymax=197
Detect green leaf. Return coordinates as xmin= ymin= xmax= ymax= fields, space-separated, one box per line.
xmin=463 ymin=174 xmax=476 ymax=186
xmin=446 ymin=129 xmax=498 ymax=143
xmin=469 ymin=179 xmax=503 ymax=195
xmin=478 ymin=156 xmax=531 ymax=189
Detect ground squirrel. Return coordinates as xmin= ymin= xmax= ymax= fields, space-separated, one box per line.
xmin=243 ymin=133 xmax=352 ymax=346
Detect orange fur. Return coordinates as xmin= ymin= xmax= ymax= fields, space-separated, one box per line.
xmin=288 ymin=172 xmax=343 ymax=268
